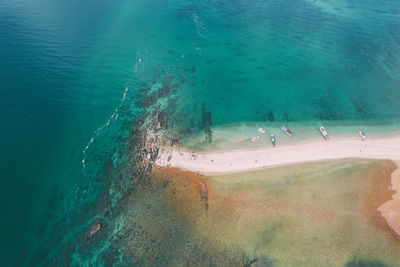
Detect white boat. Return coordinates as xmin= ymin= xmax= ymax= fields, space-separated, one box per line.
xmin=251 ymin=136 xmax=260 ymax=143
xmin=318 ymin=126 xmax=329 ymax=140
xmin=258 ymin=128 xmax=265 ymax=133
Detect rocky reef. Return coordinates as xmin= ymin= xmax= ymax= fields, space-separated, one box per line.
xmin=50 ymin=73 xmax=267 ymax=266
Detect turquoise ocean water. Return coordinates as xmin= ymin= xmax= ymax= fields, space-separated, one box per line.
xmin=1 ymin=0 xmax=400 ymax=265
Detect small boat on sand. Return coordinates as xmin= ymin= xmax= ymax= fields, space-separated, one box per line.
xmin=318 ymin=126 xmax=329 ymax=140
xmin=359 ymin=129 xmax=366 ymax=139
xmin=258 ymin=128 xmax=265 ymax=133
xmin=270 ymin=134 xmax=276 ymax=147
xmin=282 ymin=126 xmax=294 ymax=137
xmin=251 ymin=136 xmax=260 ymax=143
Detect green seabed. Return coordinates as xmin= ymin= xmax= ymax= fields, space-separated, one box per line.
xmin=141 ymin=159 xmax=400 ymax=266
xmin=206 ymin=159 xmax=399 ymax=266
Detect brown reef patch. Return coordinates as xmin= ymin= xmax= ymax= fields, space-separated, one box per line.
xmin=151 ymin=167 xmax=210 ymax=215
xmin=361 ymin=160 xmax=400 ymax=242
xmin=121 ymin=160 xmax=400 ymax=266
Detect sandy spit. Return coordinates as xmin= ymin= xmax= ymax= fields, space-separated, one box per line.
xmin=156 ymin=136 xmax=400 ymax=175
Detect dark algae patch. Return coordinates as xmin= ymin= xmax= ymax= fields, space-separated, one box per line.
xmin=344 ymin=259 xmax=391 ymax=267
xmin=201 ymin=104 xmax=213 ymax=144
xmin=119 ymin=167 xmax=275 ymax=266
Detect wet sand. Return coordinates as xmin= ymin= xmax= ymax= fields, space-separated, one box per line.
xmin=147 ymin=159 xmax=400 ymax=266
xmin=379 ymin=161 xmax=400 ymax=237
xmin=360 ymin=161 xmax=400 ymax=242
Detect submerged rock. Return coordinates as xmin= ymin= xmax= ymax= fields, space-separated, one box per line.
xmin=201 ymin=105 xmax=212 ymax=144
xmin=83 ymin=221 xmax=102 ymax=244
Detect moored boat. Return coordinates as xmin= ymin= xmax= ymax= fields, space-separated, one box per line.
xmin=258 ymin=128 xmax=265 ymax=133
xmin=270 ymin=134 xmax=276 ymax=147
xmin=359 ymin=129 xmax=366 ymax=139
xmin=251 ymin=136 xmax=260 ymax=143
xmin=318 ymin=126 xmax=329 ymax=140
xmin=282 ymin=126 xmax=294 ymax=137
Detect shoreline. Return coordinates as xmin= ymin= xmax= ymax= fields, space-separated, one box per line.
xmin=378 ymin=161 xmax=400 ymax=237
xmin=155 ymin=136 xmax=400 ymax=240
xmin=182 ymin=121 xmax=400 ymax=152
xmin=156 ymin=136 xmax=400 ymax=175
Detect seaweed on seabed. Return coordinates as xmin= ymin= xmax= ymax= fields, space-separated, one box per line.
xmin=242 ymin=253 xmax=274 ymax=267
xmin=198 ymin=179 xmax=209 ymax=211
xmin=201 ymin=104 xmax=212 ymax=144
xmin=267 ymin=110 xmax=275 ymax=122
xmin=344 ymin=259 xmax=390 ymax=267
xmin=351 ymin=97 xmax=370 ymax=120
xmin=284 ymin=112 xmax=292 ymax=122
xmin=261 ymin=110 xmax=275 ymax=122
xmin=315 ymin=96 xmax=343 ymax=120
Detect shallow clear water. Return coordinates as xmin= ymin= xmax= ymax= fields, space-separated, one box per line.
xmin=172 ymin=0 xmax=400 ymax=125
xmin=1 ymin=0 xmax=400 ymax=265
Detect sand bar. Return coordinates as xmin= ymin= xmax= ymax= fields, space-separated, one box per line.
xmin=156 ymin=136 xmax=400 ymax=239
xmin=156 ymin=136 xmax=400 ymax=174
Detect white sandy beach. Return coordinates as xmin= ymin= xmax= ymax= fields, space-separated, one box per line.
xmin=156 ymin=136 xmax=400 ymax=174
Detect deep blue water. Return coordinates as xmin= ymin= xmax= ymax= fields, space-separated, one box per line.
xmin=0 ymin=0 xmax=134 ymax=265
xmin=1 ymin=0 xmax=400 ymax=265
